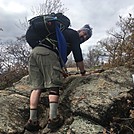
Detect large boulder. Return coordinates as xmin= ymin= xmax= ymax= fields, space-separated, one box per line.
xmin=0 ymin=66 xmax=133 ymax=134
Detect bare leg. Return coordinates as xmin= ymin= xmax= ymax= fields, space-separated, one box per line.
xmin=30 ymin=89 xmax=42 ymax=109
xmin=24 ymin=89 xmax=42 ymax=131
xmin=29 ymin=89 xmax=42 ymax=121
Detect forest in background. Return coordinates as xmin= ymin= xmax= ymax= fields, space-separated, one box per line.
xmin=0 ymin=0 xmax=134 ymax=89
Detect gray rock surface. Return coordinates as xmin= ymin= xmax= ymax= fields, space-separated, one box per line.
xmin=0 ymin=66 xmax=133 ymax=134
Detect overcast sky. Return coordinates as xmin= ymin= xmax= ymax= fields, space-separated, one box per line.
xmin=0 ymin=0 xmax=134 ymax=53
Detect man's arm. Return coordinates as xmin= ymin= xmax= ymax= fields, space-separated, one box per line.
xmin=76 ymin=61 xmax=86 ymax=76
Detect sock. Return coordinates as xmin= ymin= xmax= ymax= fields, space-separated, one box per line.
xmin=49 ymin=102 xmax=58 ymax=120
xmin=30 ymin=109 xmax=38 ymax=121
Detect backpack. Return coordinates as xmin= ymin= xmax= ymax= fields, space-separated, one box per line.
xmin=28 ymin=13 xmax=70 ymax=39
xmin=27 ymin=13 xmax=70 ymax=66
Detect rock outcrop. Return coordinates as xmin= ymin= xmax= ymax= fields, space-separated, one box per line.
xmin=0 ymin=66 xmax=134 ymax=134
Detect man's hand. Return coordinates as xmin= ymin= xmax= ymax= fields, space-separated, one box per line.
xmin=61 ymin=68 xmax=69 ymax=78
xmin=80 ymin=70 xmax=86 ymax=76
xmin=62 ymin=71 xmax=69 ymax=78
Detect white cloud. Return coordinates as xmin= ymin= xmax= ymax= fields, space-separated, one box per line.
xmin=62 ymin=0 xmax=134 ymax=53
xmin=0 ymin=1 xmax=26 ymax=14
xmin=118 ymin=5 xmax=134 ymax=17
xmin=0 ymin=0 xmax=134 ymax=52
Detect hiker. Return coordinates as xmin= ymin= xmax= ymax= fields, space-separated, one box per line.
xmin=24 ymin=13 xmax=92 ymax=132
xmin=62 ymin=24 xmax=92 ymax=76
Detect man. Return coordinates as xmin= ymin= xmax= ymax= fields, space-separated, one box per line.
xmin=63 ymin=24 xmax=92 ymax=75
xmin=24 ymin=18 xmax=92 ymax=132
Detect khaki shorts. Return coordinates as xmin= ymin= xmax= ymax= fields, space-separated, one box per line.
xmin=28 ymin=46 xmax=63 ymax=90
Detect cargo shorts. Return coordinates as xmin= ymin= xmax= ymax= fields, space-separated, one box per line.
xmin=28 ymin=46 xmax=63 ymax=90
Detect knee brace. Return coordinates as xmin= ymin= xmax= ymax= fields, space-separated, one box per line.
xmin=49 ymin=87 xmax=59 ymax=96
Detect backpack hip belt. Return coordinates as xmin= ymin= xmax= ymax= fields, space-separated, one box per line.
xmin=38 ymin=42 xmax=58 ymax=55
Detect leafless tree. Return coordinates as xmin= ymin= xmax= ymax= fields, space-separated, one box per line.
xmin=31 ymin=0 xmax=67 ymax=15
xmin=85 ymin=46 xmax=102 ymax=68
xmin=99 ymin=13 xmax=134 ymax=67
xmin=0 ymin=0 xmax=68 ymax=88
xmin=0 ymin=37 xmax=30 ymax=74
xmin=18 ymin=0 xmax=68 ymax=31
xmin=66 ymin=53 xmax=76 ymax=67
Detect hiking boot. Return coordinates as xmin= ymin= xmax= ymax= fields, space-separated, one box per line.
xmin=43 ymin=115 xmax=64 ymax=133
xmin=24 ymin=119 xmax=41 ymax=132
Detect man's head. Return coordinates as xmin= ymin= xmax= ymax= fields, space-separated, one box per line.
xmin=78 ymin=24 xmax=92 ymax=44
